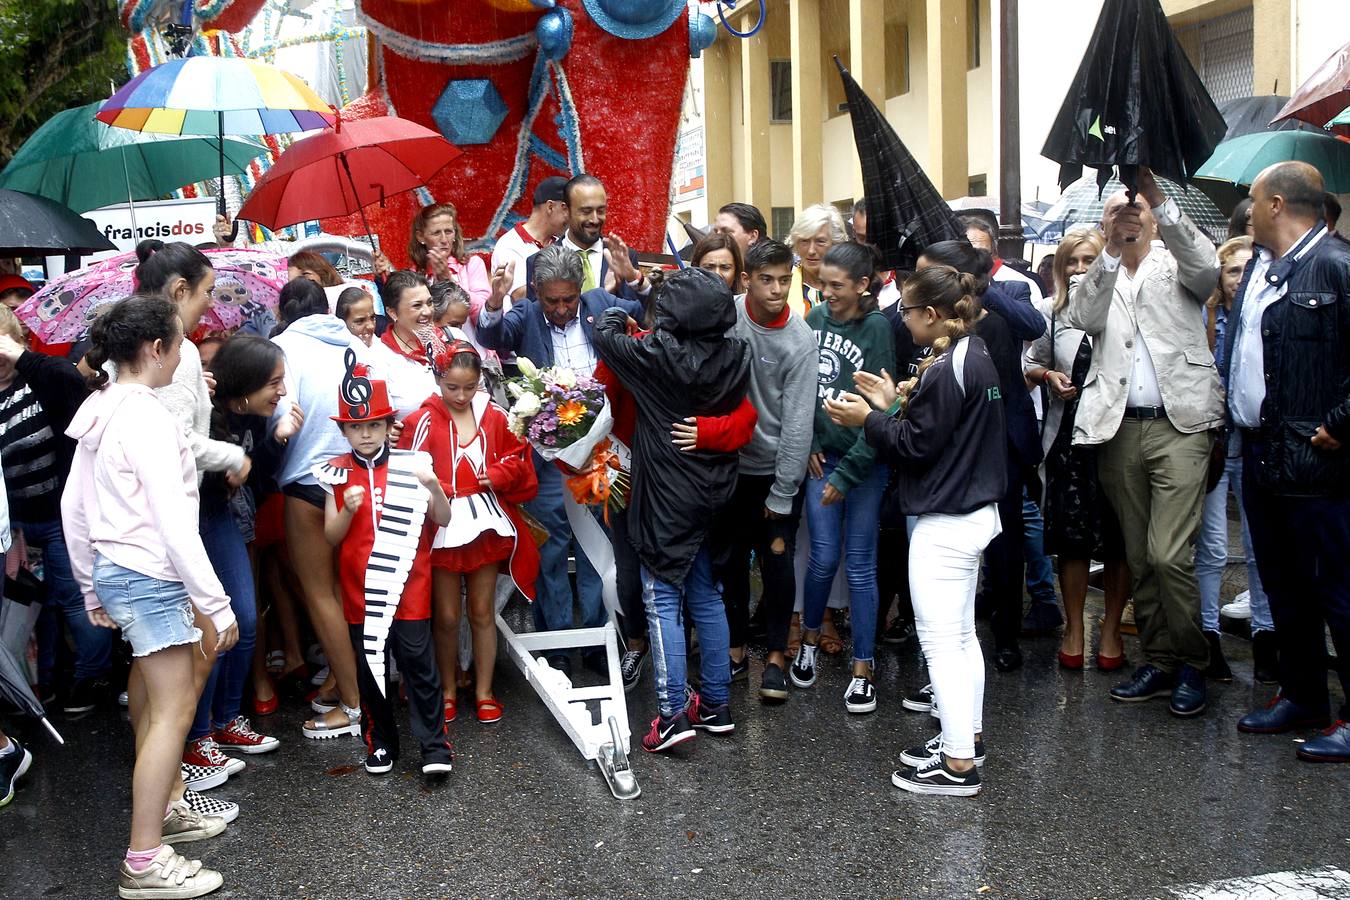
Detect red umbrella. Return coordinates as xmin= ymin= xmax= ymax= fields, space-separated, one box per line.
xmin=238 ymin=114 xmax=461 ymax=239
xmin=1272 ymin=39 xmax=1350 ymax=137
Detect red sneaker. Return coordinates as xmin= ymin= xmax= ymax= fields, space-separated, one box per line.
xmin=183 ymin=737 xmax=241 ymax=780
xmin=214 ymin=716 xmax=280 ymax=755
xmin=641 ymin=711 xmax=695 ymax=753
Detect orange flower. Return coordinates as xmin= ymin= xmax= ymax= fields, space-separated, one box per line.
xmin=557 ymin=400 xmax=587 ymax=427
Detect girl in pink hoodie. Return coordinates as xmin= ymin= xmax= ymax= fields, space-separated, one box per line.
xmin=61 ymin=295 xmax=238 ymax=900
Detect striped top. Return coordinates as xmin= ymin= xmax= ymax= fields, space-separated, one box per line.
xmin=0 ymin=379 xmax=61 ymax=522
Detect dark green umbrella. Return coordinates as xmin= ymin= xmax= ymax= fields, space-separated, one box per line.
xmin=1197 ymin=130 xmax=1350 ymax=193
xmin=0 ymin=189 xmax=115 ymax=256
xmin=0 ymin=100 xmax=268 ymax=215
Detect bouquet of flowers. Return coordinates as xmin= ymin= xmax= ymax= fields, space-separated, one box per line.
xmin=506 ymin=358 xmax=629 ymax=516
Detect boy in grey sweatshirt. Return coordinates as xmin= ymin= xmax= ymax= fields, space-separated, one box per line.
xmin=707 ymin=239 xmax=818 ymax=702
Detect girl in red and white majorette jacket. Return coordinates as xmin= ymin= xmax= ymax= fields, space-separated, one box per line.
xmin=399 ymin=337 xmax=538 ymax=726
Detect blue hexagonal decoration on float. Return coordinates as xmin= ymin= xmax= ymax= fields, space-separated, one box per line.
xmin=431 ymin=79 xmax=508 ymax=146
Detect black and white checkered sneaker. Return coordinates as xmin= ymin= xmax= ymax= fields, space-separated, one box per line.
xmin=182 ymin=788 xmax=239 ymax=824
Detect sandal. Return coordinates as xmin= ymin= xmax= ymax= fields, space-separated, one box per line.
xmin=819 ymin=613 xmax=845 ymax=655
xmin=307 ymin=689 xmax=340 ymax=714
xmin=443 ymin=696 xmax=457 ymax=724
xmin=787 ymin=614 xmax=802 ymax=658
xmin=302 ymin=703 xmax=360 ymax=740
xmin=476 ymin=697 xmax=503 ymax=724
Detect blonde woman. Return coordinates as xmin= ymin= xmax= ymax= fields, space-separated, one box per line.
xmin=786 ymin=203 xmax=848 ymax=317
xmin=1024 ymin=229 xmax=1130 ymax=671
xmin=1195 ymin=236 xmax=1274 ymax=683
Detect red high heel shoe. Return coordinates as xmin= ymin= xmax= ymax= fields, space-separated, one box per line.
xmin=1058 ymin=650 xmax=1084 ymax=670
xmin=1096 ymin=652 xmax=1127 ymax=671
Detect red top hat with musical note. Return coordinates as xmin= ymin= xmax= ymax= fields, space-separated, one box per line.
xmin=331 ymin=348 xmax=396 ymax=423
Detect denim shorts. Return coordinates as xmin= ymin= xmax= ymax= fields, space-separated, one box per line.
xmin=92 ymin=555 xmax=202 ymax=657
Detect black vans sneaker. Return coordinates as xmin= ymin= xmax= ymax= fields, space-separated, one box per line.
xmin=759 ymin=663 xmax=789 ymax=702
xmin=899 ymin=733 xmax=986 ymax=768
xmin=620 ymin=646 xmax=648 ymax=693
xmin=642 ymin=711 xmax=695 ymax=753
xmin=891 ymin=755 xmax=982 ymax=796
xmin=844 ymin=676 xmax=877 ymax=714
xmin=902 ymin=683 xmax=934 ymax=713
xmin=687 ymin=692 xmax=735 ymax=734
xmin=789 ymin=641 xmax=818 ymax=688
xmin=364 ymin=747 xmax=395 ymax=774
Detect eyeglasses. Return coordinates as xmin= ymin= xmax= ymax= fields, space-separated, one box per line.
xmin=898 ymin=304 xmax=928 ymax=319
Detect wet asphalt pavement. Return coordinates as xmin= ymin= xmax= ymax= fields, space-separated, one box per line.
xmin=2 ymin=593 xmax=1348 ymax=900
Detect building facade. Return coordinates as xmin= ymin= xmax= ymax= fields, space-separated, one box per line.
xmin=672 ymin=0 xmax=1346 ymax=245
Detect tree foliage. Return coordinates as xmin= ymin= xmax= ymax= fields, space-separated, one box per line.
xmin=0 ymin=0 xmax=127 ymax=165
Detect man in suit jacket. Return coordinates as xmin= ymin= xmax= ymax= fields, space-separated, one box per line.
xmin=1065 ymin=166 xmax=1222 ymax=718
xmin=523 ymin=173 xmax=649 ymax=306
xmin=478 ymin=244 xmax=643 ymax=673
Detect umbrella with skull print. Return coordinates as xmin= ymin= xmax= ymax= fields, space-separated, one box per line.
xmin=15 ymin=247 xmax=288 ymax=344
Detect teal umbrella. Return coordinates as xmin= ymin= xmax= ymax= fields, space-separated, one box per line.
xmin=1196 ymin=129 xmax=1350 ymax=193
xmin=1329 ymin=104 xmax=1350 ymax=129
xmin=0 ymin=100 xmax=268 ymax=215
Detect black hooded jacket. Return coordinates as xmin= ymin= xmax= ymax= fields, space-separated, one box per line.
xmin=594 ymin=268 xmax=751 ymax=585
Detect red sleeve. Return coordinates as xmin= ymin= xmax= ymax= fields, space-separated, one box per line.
xmin=484 ymin=408 xmax=539 ymax=505
xmin=696 ymin=396 xmax=758 ymax=452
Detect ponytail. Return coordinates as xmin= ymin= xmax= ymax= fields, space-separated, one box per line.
xmin=135 ymin=241 xmax=212 ymax=297
xmin=897 ymin=265 xmax=985 ymax=398
xmin=84 ymin=295 xmax=181 ymax=391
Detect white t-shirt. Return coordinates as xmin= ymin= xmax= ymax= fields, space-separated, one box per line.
xmin=491 ymin=224 xmax=548 ymax=297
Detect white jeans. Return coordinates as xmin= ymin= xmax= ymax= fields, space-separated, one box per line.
xmin=909 ymin=503 xmax=1002 ymax=759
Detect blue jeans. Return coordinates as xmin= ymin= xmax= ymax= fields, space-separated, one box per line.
xmin=643 ymin=545 xmax=729 ymax=718
xmin=1022 ymin=490 xmax=1058 ymax=606
xmin=525 ymin=453 xmax=605 ymax=654
xmin=21 ymin=518 xmax=114 ymax=681
xmin=802 ymin=456 xmax=887 ymax=664
xmin=1196 ymin=452 xmax=1273 ymax=633
xmin=191 ymin=506 xmax=258 ymax=739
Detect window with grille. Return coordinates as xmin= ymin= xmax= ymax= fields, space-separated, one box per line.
xmin=770 ymin=59 xmax=792 ymax=123
xmin=771 ymin=207 xmax=795 ymax=242
xmin=1172 ymin=7 xmax=1253 ymax=106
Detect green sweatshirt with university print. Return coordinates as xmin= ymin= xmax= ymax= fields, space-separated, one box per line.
xmin=805 ymin=304 xmax=897 ymax=494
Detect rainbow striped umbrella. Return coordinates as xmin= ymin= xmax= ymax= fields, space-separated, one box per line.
xmin=97 ymin=56 xmax=336 ymax=238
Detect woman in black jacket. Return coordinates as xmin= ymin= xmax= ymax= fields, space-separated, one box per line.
xmin=826 ymin=265 xmax=1005 ymax=798
xmin=0 ymin=308 xmax=109 ymax=713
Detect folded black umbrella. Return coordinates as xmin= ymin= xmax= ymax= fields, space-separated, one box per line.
xmin=835 ymin=57 xmax=965 ymax=271
xmin=1041 ymin=0 xmax=1227 ymax=196
xmin=0 ymin=188 xmax=116 ymax=256
xmin=0 ymin=643 xmax=64 ymax=744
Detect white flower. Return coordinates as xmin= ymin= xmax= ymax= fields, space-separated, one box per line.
xmin=508 ymin=414 xmax=526 ymax=437
xmin=517 ymin=357 xmax=539 ymax=378
xmin=552 ymin=368 xmax=577 ymax=389
xmin=513 ymin=392 xmax=542 ymax=417
xmin=506 ymin=381 xmax=523 ymax=399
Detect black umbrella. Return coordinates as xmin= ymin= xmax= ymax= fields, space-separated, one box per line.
xmin=1219 ymin=95 xmax=1315 ymax=140
xmin=0 ymin=643 xmax=64 ymax=744
xmin=0 ymin=189 xmax=116 ymax=256
xmin=834 ymin=57 xmax=965 ymax=271
xmin=1041 ymin=0 xmax=1227 ymax=197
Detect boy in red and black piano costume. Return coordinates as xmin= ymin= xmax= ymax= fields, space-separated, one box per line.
xmin=314 ymin=353 xmax=454 ymax=777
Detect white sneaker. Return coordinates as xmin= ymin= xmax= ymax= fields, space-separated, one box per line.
xmin=1220 ymin=591 xmax=1252 ymax=620
xmin=118 ymin=845 xmax=223 ymax=899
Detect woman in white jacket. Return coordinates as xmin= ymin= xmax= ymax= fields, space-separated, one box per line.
xmin=63 ymin=296 xmax=238 ymax=900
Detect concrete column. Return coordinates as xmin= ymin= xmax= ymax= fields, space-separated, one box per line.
xmin=1252 ymin=0 xmax=1293 ymax=96
xmin=741 ymin=21 xmax=772 ymax=216
xmin=702 ymin=39 xmax=734 ymax=215
xmin=791 ymin=0 xmax=823 ymax=212
xmin=926 ymin=0 xmax=969 ymax=199
xmin=849 ymin=0 xmax=886 ymax=201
